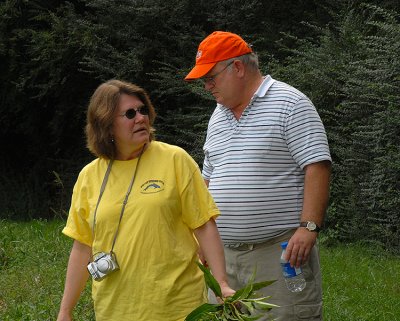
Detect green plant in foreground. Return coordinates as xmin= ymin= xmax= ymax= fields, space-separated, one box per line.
xmin=186 ymin=263 xmax=278 ymax=321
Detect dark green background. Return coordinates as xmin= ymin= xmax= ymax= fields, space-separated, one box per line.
xmin=1 ymin=0 xmax=399 ymax=251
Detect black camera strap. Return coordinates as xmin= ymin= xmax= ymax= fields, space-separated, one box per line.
xmin=92 ymin=144 xmax=145 ymax=253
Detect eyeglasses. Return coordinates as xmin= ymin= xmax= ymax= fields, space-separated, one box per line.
xmin=119 ymin=105 xmax=149 ymax=119
xmin=201 ymin=61 xmax=234 ymax=84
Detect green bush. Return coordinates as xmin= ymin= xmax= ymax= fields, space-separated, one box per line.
xmin=271 ymin=4 xmax=400 ymax=251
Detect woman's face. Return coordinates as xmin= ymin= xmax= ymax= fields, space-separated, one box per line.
xmin=112 ymin=93 xmax=150 ymax=159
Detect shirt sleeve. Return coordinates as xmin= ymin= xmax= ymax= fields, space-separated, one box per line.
xmin=285 ymin=97 xmax=332 ymax=169
xmin=62 ymin=167 xmax=93 ymax=247
xmin=176 ymin=150 xmax=219 ymax=229
xmin=201 ymin=150 xmax=213 ymax=181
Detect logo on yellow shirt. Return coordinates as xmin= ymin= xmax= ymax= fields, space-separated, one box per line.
xmin=140 ymin=180 xmax=165 ymax=194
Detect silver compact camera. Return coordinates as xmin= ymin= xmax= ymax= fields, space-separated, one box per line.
xmin=87 ymin=251 xmax=120 ymax=281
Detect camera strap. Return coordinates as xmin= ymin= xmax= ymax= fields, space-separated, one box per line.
xmin=92 ymin=144 xmax=145 ymax=253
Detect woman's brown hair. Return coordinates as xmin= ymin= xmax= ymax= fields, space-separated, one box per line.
xmin=85 ymin=80 xmax=156 ymax=159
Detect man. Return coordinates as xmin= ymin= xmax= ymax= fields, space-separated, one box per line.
xmin=185 ymin=31 xmax=331 ymax=320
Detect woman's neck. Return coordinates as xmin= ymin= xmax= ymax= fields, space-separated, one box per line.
xmin=116 ymin=142 xmax=148 ymax=160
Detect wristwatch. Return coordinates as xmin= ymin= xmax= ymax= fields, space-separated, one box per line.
xmin=300 ymin=221 xmax=321 ymax=232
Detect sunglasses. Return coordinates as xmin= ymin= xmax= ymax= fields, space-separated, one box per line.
xmin=119 ymin=105 xmax=150 ymax=119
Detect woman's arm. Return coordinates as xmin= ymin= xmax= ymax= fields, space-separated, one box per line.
xmin=57 ymin=240 xmax=92 ymax=321
xmin=194 ymin=219 xmax=235 ymax=299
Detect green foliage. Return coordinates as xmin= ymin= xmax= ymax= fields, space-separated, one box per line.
xmin=0 ymin=0 xmax=95 ymax=219
xmin=272 ymin=3 xmax=400 ymax=251
xmin=1 ymin=221 xmax=400 ymax=320
xmin=148 ymin=62 xmax=215 ymax=164
xmin=3 ymin=0 xmax=331 ymax=219
xmin=0 ymin=219 xmax=94 ymax=321
xmin=186 ymin=263 xmax=277 ymax=321
xmin=0 ymin=0 xmax=399 ymax=252
xmin=320 ymin=241 xmax=400 ymax=320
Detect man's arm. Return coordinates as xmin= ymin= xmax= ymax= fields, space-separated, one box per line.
xmin=286 ymin=160 xmax=331 ymax=267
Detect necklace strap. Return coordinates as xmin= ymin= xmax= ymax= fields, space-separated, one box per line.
xmin=110 ymin=149 xmax=144 ymax=251
xmin=92 ymin=145 xmax=145 ymax=252
xmin=91 ymin=159 xmax=114 ymax=238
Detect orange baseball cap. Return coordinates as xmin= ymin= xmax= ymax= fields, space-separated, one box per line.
xmin=184 ymin=31 xmax=253 ymax=80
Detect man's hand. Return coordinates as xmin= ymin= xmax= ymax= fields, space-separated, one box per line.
xmin=285 ymin=228 xmax=317 ymax=268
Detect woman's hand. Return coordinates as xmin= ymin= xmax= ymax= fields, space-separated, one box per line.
xmin=220 ymin=281 xmax=236 ymax=299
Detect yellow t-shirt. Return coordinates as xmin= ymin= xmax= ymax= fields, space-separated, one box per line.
xmin=63 ymin=141 xmax=219 ymax=321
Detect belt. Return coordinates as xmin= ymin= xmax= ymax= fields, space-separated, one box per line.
xmin=224 ymin=230 xmax=295 ymax=251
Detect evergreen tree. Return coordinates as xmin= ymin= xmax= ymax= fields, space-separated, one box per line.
xmin=1 ymin=0 xmax=399 ymax=252
xmin=272 ymin=3 xmax=400 ymax=250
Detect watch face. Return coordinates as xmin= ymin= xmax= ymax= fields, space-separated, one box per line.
xmin=307 ymin=222 xmax=317 ymax=231
xmin=300 ymin=221 xmax=320 ymax=232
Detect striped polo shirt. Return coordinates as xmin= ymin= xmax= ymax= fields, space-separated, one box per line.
xmin=202 ymin=75 xmax=331 ymax=244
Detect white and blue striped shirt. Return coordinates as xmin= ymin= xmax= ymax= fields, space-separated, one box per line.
xmin=202 ymin=76 xmax=331 ymax=244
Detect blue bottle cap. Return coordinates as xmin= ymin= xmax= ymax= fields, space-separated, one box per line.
xmin=281 ymin=241 xmax=288 ymax=249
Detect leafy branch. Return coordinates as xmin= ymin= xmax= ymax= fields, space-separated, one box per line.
xmin=185 ymin=263 xmax=278 ymax=321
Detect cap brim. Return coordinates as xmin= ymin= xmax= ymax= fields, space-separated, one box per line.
xmin=184 ymin=62 xmax=217 ymax=81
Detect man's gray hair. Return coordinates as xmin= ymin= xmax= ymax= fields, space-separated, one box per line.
xmin=225 ymin=52 xmax=259 ymax=71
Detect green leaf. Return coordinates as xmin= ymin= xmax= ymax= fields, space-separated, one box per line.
xmin=239 ymin=301 xmax=255 ymax=315
xmin=238 ymin=314 xmax=262 ymax=321
xmin=223 ymin=307 xmax=235 ymax=320
xmin=229 ymin=279 xmax=276 ymax=302
xmin=187 ymin=264 xmax=278 ymax=320
xmin=196 ymin=262 xmax=222 ymax=298
xmin=228 ymin=283 xmax=253 ymax=301
xmin=185 ymin=303 xmax=221 ymax=321
xmin=251 ymin=300 xmax=279 ymax=311
xmin=228 ymin=268 xmax=259 ymax=301
xmin=231 ymin=303 xmax=247 ymax=320
xmin=251 ymin=280 xmax=276 ymax=292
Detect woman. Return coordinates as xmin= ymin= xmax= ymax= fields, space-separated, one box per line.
xmin=57 ymin=80 xmax=234 ymax=321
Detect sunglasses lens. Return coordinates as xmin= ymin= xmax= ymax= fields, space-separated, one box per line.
xmin=123 ymin=106 xmax=149 ymax=119
xmin=125 ymin=109 xmax=136 ymax=119
xmin=138 ymin=106 xmax=149 ymax=115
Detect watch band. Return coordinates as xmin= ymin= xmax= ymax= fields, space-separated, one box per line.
xmin=300 ymin=221 xmax=321 ymax=232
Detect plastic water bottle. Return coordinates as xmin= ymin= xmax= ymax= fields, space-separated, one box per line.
xmin=280 ymin=241 xmax=306 ymax=292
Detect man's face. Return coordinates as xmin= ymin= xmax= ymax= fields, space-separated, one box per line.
xmin=202 ymin=61 xmax=235 ymax=107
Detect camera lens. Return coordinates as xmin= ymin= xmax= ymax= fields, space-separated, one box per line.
xmin=97 ymin=258 xmax=111 ymax=273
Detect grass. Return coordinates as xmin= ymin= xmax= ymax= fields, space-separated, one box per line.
xmin=1 ymin=219 xmax=399 ymax=321
xmin=320 ymin=241 xmax=400 ymax=321
xmin=0 ymin=219 xmax=94 ymax=321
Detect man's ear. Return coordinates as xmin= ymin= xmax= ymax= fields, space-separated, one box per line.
xmin=232 ymin=60 xmax=246 ymax=78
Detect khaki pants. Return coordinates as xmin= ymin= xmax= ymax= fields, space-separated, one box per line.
xmin=210 ymin=230 xmax=323 ymax=320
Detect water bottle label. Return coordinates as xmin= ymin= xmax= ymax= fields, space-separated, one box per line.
xmin=282 ymin=263 xmax=302 ymax=278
